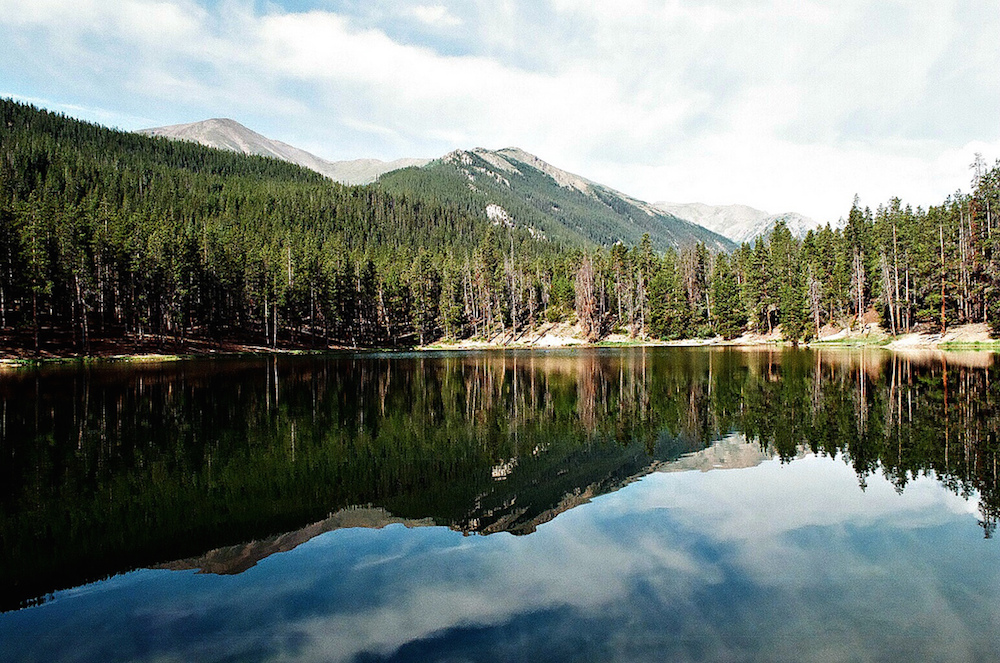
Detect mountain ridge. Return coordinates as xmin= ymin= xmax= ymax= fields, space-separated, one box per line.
xmin=138 ymin=117 xmax=735 ymax=251
xmin=381 ymin=147 xmax=736 ymax=252
xmin=138 ymin=118 xmax=430 ymax=185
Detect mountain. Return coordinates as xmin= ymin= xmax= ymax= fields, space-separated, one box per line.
xmin=655 ymin=201 xmax=827 ymax=245
xmin=137 ymin=118 xmax=429 ymax=184
xmin=378 ymin=148 xmax=736 ymax=252
xmin=138 ymin=121 xmax=733 ymax=251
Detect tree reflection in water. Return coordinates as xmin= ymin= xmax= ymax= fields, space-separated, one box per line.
xmin=0 ymin=347 xmax=997 ymax=610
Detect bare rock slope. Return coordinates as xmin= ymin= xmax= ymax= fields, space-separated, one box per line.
xmin=138 ymin=118 xmax=428 ymax=184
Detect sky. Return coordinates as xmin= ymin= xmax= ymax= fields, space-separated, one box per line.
xmin=1 ymin=0 xmax=998 ymax=223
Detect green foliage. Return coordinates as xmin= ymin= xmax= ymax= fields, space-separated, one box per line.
xmin=0 ymin=99 xmax=564 ymax=349
xmin=710 ymin=254 xmax=743 ymax=338
xmin=377 ymin=149 xmax=736 ymax=254
xmin=2 ymin=98 xmax=999 ymax=347
xmin=770 ymin=222 xmax=808 ymax=341
xmin=648 ymin=251 xmax=688 ymax=339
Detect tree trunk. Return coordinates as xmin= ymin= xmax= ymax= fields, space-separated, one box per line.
xmin=33 ymin=290 xmax=39 ymax=354
xmin=892 ymin=224 xmax=901 ymax=332
xmin=940 ymin=223 xmax=947 ymax=334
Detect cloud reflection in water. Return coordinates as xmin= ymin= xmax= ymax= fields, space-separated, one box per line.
xmin=6 ymin=442 xmax=999 ymax=663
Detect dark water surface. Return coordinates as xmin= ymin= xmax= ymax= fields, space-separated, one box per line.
xmin=2 ymin=347 xmax=999 ymax=662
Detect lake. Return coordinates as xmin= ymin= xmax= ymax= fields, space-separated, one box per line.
xmin=1 ymin=347 xmax=999 ymax=662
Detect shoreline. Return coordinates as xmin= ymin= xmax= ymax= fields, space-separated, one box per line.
xmin=425 ymin=321 xmax=1000 ymax=352
xmin=1 ymin=323 xmax=996 ymax=367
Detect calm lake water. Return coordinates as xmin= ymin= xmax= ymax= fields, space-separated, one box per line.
xmin=2 ymin=347 xmax=999 ymax=662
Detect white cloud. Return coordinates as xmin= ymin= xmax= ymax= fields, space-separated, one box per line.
xmin=407 ymin=4 xmax=462 ymax=27
xmin=206 ymin=451 xmax=993 ymax=661
xmin=16 ymin=439 xmax=997 ymax=662
xmin=0 ymin=0 xmax=996 ymax=220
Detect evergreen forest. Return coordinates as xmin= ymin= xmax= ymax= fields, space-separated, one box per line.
xmin=1 ymin=97 xmax=999 ymax=353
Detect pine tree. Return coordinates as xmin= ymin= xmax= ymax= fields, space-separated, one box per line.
xmin=769 ymin=222 xmax=808 ymax=341
xmin=648 ymin=251 xmax=687 ymax=339
xmin=710 ymin=253 xmax=744 ymax=339
xmin=410 ymin=251 xmax=441 ymax=345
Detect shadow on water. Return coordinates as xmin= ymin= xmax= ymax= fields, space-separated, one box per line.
xmin=1 ymin=347 xmax=998 ymax=611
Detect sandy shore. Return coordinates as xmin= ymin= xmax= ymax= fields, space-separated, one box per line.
xmin=1 ymin=321 xmax=995 ymax=365
xmin=426 ymin=321 xmax=998 ymax=351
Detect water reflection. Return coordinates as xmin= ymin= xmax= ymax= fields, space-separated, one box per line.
xmin=4 ymin=446 xmax=997 ymax=663
xmin=1 ymin=347 xmax=999 ymax=616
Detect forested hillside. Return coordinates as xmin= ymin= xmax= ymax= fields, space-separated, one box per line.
xmin=0 ymin=99 xmax=577 ymax=351
xmin=377 ymin=148 xmax=735 ymax=253
xmin=0 ymin=98 xmax=998 ymax=354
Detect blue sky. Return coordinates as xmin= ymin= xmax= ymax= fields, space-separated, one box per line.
xmin=1 ymin=0 xmax=998 ymax=222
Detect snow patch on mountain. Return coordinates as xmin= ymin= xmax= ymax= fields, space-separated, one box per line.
xmin=445 ymin=150 xmax=514 ymax=187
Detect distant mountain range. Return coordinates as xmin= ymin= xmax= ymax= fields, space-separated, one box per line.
xmin=139 ymin=118 xmax=818 ymax=249
xmin=138 ymin=118 xmax=429 ymax=185
xmin=655 ymin=201 xmax=828 ymax=244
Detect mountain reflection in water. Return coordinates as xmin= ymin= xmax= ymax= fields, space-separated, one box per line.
xmin=1 ymin=347 xmax=998 ymax=616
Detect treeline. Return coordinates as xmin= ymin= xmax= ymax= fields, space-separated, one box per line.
xmin=1 ymin=97 xmax=998 ymax=351
xmin=738 ymin=169 xmax=1000 ymax=339
xmin=569 ymin=160 xmax=1000 ymax=341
